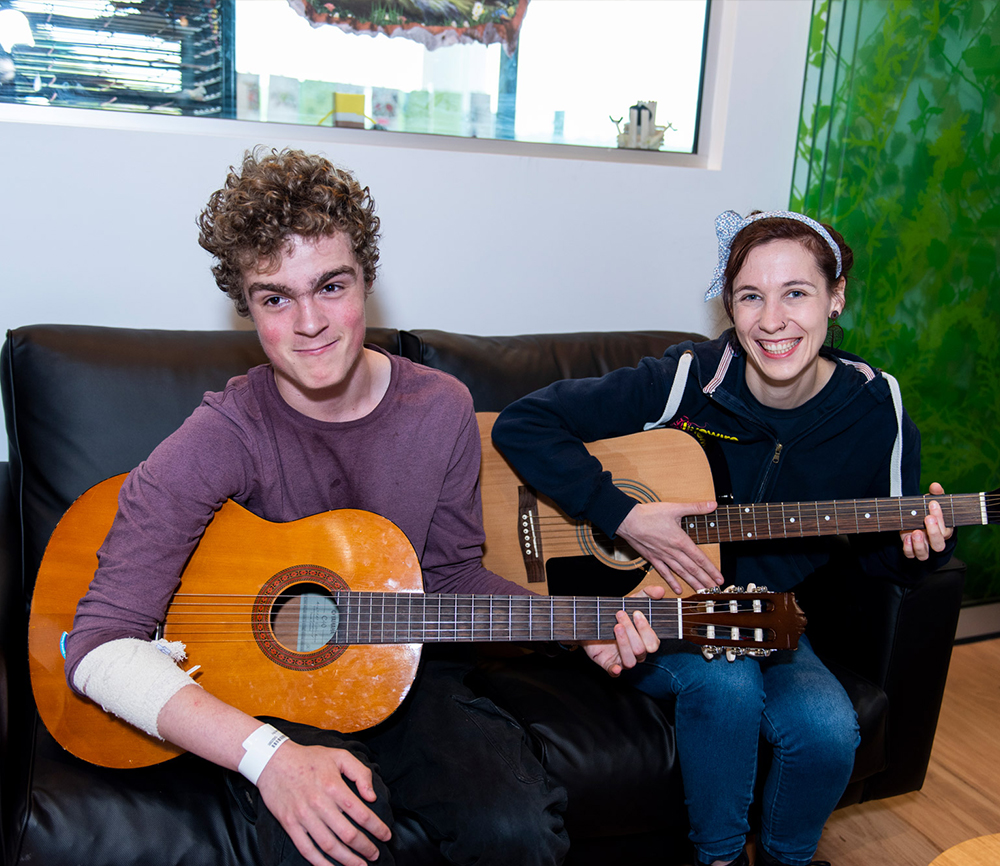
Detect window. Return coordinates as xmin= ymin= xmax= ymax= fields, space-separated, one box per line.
xmin=0 ymin=0 xmax=231 ymax=116
xmin=1 ymin=0 xmax=710 ymax=153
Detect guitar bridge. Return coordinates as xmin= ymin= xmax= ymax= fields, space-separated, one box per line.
xmin=517 ymin=486 xmax=546 ymax=584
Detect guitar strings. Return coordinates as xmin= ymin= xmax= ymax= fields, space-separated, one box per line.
xmin=527 ymin=493 xmax=995 ymax=524
xmin=153 ymin=593 xmax=779 ymax=647
xmin=523 ymin=492 xmax=991 ymax=552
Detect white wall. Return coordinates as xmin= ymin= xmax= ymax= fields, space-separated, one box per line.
xmin=0 ymin=0 xmax=812 ymax=436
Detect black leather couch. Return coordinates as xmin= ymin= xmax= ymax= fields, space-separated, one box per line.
xmin=0 ymin=324 xmax=966 ymax=866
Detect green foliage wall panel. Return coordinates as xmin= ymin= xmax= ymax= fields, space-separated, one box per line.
xmin=792 ymin=0 xmax=1000 ymax=601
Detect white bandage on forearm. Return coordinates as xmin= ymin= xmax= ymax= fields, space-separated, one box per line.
xmin=238 ymin=723 xmax=289 ymax=785
xmin=72 ymin=637 xmax=202 ymax=738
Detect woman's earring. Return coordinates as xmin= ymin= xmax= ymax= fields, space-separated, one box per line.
xmin=827 ymin=310 xmax=844 ymax=348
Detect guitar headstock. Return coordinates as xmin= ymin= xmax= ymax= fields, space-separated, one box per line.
xmin=986 ymin=488 xmax=1000 ymax=526
xmin=682 ymin=586 xmax=806 ymax=660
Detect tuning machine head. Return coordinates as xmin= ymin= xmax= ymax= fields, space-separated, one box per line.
xmin=700 ymin=645 xmax=775 ymax=662
xmin=695 ymin=582 xmax=771 ymax=596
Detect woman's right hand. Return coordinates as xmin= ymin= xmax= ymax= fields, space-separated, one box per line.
xmin=616 ymin=500 xmax=725 ymax=595
xmin=258 ymin=740 xmax=392 ymax=866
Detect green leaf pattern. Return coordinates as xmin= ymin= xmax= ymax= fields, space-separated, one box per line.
xmin=793 ymin=0 xmax=1000 ymax=600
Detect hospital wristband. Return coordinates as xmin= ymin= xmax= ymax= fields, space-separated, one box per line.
xmin=237 ymin=723 xmax=289 ymax=785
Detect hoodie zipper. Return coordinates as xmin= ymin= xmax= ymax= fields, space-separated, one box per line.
xmin=753 ymin=441 xmax=784 ymax=502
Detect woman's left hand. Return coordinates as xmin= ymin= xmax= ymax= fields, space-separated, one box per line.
xmin=581 ymin=584 xmax=664 ymax=677
xmin=901 ymin=481 xmax=954 ymax=560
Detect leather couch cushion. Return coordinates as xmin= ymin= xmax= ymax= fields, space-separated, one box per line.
xmin=404 ymin=329 xmax=708 ymax=412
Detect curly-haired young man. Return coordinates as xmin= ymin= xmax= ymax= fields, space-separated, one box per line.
xmin=64 ymin=147 xmax=659 ymax=866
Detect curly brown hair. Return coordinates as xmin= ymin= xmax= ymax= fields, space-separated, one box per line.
xmin=197 ymin=147 xmax=381 ymax=317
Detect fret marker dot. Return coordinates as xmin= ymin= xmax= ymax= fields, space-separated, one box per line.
xmin=710 ymin=521 xmax=716 ymax=527
xmin=747 ymin=532 xmax=753 ymax=538
xmin=744 ymin=507 xmax=751 ymax=513
xmin=789 ymin=517 xmax=796 ymax=523
xmin=865 ymin=513 xmax=871 ymax=519
xmin=824 ymin=515 xmax=830 ymax=521
xmin=910 ymin=510 xmax=918 ymax=516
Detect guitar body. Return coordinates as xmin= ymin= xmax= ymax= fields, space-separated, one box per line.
xmin=29 ymin=475 xmax=424 ymax=769
xmin=477 ymin=412 xmax=720 ymax=596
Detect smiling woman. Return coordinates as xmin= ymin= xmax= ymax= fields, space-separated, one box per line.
xmin=716 ymin=211 xmax=849 ymax=410
xmin=489 ymin=206 xmax=957 ymax=866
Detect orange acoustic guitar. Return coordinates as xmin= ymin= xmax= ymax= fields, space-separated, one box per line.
xmin=477 ymin=412 xmax=994 ymax=595
xmin=28 ymin=474 xmax=805 ymax=769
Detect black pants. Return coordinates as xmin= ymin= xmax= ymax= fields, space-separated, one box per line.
xmin=228 ymin=651 xmax=570 ymax=866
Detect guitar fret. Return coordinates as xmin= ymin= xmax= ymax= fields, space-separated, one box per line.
xmin=817 ymin=501 xmax=832 ymax=534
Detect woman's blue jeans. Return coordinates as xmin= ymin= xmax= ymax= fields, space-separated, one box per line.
xmin=626 ymin=635 xmax=859 ymax=866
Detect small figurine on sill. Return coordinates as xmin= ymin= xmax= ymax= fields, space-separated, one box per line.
xmin=612 ymin=100 xmax=675 ymax=150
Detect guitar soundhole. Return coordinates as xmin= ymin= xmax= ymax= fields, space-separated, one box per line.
xmin=589 ymin=528 xmax=641 ymax=564
xmin=253 ymin=565 xmax=349 ymax=671
xmin=272 ymin=584 xmax=340 ymax=653
xmin=578 ymin=478 xmax=656 ymax=569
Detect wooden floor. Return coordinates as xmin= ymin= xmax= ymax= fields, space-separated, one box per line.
xmin=812 ymin=638 xmax=1000 ymax=865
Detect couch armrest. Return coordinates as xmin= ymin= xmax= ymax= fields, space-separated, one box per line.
xmin=795 ymin=554 xmax=965 ymax=801
xmin=0 ymin=460 xmax=14 ymax=866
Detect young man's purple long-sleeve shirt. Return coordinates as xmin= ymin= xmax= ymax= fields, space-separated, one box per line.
xmin=66 ymin=351 xmax=528 ymax=688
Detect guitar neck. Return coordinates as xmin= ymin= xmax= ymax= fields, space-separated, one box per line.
xmin=326 ymin=591 xmax=799 ymax=653
xmin=684 ymin=492 xmax=987 ymax=544
xmin=331 ymin=593 xmax=678 ymax=644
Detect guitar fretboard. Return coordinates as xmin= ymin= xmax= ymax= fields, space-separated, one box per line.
xmin=329 ymin=593 xmax=678 ymax=644
xmin=682 ymin=492 xmax=985 ymax=544
xmin=321 ymin=591 xmax=796 ymax=652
